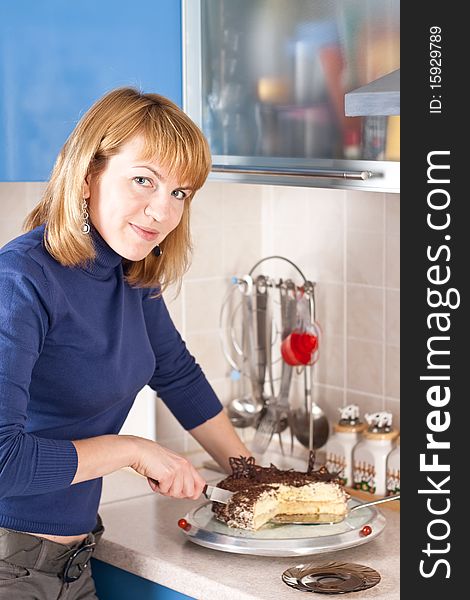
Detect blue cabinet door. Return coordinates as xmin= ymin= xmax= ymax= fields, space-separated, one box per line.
xmin=91 ymin=559 xmax=195 ymax=600
xmin=0 ymin=0 xmax=182 ymax=181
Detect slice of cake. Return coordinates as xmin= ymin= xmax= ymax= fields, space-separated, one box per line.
xmin=211 ymin=454 xmax=349 ymax=530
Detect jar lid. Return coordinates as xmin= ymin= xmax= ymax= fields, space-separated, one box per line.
xmin=363 ymin=429 xmax=399 ymax=441
xmin=334 ymin=422 xmax=366 ymax=434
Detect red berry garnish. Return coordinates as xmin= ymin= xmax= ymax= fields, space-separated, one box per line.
xmin=360 ymin=525 xmax=372 ymax=536
xmin=178 ymin=518 xmax=188 ymax=529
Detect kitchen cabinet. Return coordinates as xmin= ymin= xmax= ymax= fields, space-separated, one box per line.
xmin=0 ymin=0 xmax=182 ymax=181
xmin=183 ymin=0 xmax=400 ymax=192
xmin=92 ymin=560 xmax=194 ymax=600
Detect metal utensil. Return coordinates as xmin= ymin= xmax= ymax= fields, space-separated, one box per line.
xmin=270 ymin=494 xmax=400 ymax=525
xmin=203 ymin=484 xmax=234 ymax=504
xmin=290 ymin=282 xmax=329 ymax=451
xmin=227 ymin=276 xmax=264 ymax=427
xmin=227 ymin=325 xmax=257 ymax=428
xmin=275 ymin=280 xmax=297 ymax=455
xmin=252 ymin=281 xmax=279 ymax=454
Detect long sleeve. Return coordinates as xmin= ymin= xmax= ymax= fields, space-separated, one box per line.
xmin=0 ymin=251 xmax=78 ymax=499
xmin=143 ymin=290 xmax=223 ymax=430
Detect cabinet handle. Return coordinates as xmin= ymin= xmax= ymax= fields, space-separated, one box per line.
xmin=211 ymin=165 xmax=376 ymax=180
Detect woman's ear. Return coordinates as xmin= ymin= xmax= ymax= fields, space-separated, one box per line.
xmin=82 ymin=176 xmax=91 ymax=200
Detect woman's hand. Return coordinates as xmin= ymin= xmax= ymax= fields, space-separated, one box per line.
xmin=130 ymin=437 xmax=206 ymax=500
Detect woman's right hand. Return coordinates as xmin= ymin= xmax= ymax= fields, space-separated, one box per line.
xmin=130 ymin=437 xmax=206 ymax=500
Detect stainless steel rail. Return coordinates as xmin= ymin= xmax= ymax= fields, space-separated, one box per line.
xmin=211 ymin=165 xmax=376 ymax=180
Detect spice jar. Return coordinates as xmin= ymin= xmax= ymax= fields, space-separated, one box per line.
xmin=386 ymin=436 xmax=400 ymax=496
xmin=324 ymin=404 xmax=365 ymax=488
xmin=352 ymin=411 xmax=398 ymax=496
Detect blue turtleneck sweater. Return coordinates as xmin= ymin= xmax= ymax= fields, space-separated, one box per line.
xmin=0 ymin=225 xmax=222 ymax=535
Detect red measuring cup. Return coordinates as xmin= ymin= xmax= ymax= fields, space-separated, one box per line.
xmin=281 ymin=330 xmax=318 ymax=366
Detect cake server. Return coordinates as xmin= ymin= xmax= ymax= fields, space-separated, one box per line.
xmin=149 ymin=480 xmax=234 ymax=504
xmin=269 ymin=494 xmax=400 ymax=525
xmin=203 ymin=484 xmax=234 ymax=504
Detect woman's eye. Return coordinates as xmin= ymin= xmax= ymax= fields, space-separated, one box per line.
xmin=172 ymin=189 xmax=187 ymax=201
xmin=133 ymin=176 xmax=151 ymax=186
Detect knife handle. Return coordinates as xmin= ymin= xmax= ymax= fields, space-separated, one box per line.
xmin=150 ymin=478 xmax=209 ymax=499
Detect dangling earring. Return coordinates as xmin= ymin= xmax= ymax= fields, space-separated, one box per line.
xmin=153 ymin=245 xmax=163 ymax=257
xmin=81 ymin=199 xmax=90 ymax=234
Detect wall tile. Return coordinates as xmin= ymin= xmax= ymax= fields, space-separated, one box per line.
xmin=386 ymin=290 xmax=400 ymax=346
xmin=207 ymin=377 xmax=233 ymax=407
xmin=347 ymin=339 xmax=383 ymax=395
xmin=221 ymin=183 xmax=263 ymax=224
xmin=187 ymin=226 xmax=224 ymax=279
xmin=347 ymin=230 xmax=384 ymax=286
xmin=270 ymin=185 xmax=308 ymax=226
xmin=386 ymin=235 xmax=400 ymax=289
xmin=313 ymin=334 xmax=344 ymax=387
xmin=0 ymin=182 xmax=29 ymax=216
xmin=23 ymin=182 xmax=47 ymax=210
xmin=346 ymin=190 xmax=384 ymax=233
xmin=386 ymin=194 xmax=400 ymax=235
xmin=312 ymin=385 xmax=346 ymax=427
xmin=346 ymin=391 xmax=400 ymax=434
xmin=184 ymin=330 xmax=228 ymax=381
xmin=156 ymin=394 xmax=185 ymax=442
xmin=0 ymin=219 xmax=25 ymax=247
xmin=190 ymin=181 xmax=225 ymax=229
xmin=183 ymin=278 xmax=227 ymax=333
xmin=347 ymin=285 xmax=383 ymax=341
xmin=315 ymin=282 xmax=344 ymax=337
xmin=277 ymin=224 xmax=344 ymax=283
xmin=346 ymin=391 xmax=386 ymax=422
xmin=385 ymin=345 xmax=400 ymax=399
xmin=162 ymin=284 xmax=183 ymax=333
xmin=384 ymin=397 xmax=401 ymax=432
xmin=306 ymin=188 xmax=345 ymax=231
xmin=222 ymin=223 xmax=262 ymax=277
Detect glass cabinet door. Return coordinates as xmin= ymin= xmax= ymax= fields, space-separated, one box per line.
xmin=184 ymin=0 xmax=400 ymax=192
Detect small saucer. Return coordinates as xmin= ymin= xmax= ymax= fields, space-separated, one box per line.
xmin=282 ymin=561 xmax=381 ymax=594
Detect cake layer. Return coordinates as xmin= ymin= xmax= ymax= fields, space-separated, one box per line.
xmin=212 ymin=456 xmax=349 ymax=530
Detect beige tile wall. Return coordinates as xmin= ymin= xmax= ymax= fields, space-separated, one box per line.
xmin=0 ymin=181 xmax=400 ymax=453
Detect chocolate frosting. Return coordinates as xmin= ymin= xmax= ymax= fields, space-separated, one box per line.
xmin=211 ymin=452 xmax=344 ymax=528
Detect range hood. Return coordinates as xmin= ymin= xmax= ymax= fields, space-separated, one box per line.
xmin=345 ymin=69 xmax=400 ymax=116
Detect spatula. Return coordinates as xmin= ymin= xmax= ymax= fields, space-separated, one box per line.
xmin=269 ymin=493 xmax=400 ymax=525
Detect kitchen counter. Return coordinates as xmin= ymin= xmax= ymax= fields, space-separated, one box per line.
xmin=95 ymin=460 xmax=400 ymax=600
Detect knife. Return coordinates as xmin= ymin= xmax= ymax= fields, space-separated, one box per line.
xmin=203 ymin=484 xmax=234 ymax=504
xmin=149 ymin=479 xmax=234 ymax=504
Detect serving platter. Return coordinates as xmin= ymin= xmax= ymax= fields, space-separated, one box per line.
xmin=180 ymin=497 xmax=386 ymax=557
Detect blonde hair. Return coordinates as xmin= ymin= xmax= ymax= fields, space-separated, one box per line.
xmin=24 ymin=87 xmax=211 ymax=292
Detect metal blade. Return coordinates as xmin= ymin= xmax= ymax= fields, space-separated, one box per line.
xmin=203 ymin=484 xmax=234 ymax=504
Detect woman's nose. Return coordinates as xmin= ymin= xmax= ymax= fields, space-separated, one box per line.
xmin=145 ymin=194 xmax=171 ymax=223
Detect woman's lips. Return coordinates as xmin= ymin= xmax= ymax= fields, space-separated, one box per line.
xmin=129 ymin=223 xmax=160 ymax=242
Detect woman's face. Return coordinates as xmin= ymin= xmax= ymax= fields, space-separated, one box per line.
xmin=84 ymin=135 xmax=192 ymax=261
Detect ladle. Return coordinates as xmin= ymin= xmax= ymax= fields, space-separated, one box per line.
xmin=226 ymin=276 xmax=264 ymax=427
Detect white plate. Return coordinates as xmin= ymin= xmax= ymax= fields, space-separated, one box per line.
xmin=181 ymin=497 xmax=386 ymax=557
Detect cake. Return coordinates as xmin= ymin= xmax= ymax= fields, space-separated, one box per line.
xmin=212 ymin=454 xmax=349 ymax=530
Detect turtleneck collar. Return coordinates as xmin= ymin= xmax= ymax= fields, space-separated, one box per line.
xmin=81 ymin=225 xmax=123 ymax=278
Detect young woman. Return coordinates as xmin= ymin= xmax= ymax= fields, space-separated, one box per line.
xmin=0 ymin=87 xmax=252 ymax=598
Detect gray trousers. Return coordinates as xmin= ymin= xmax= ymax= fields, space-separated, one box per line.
xmin=0 ymin=559 xmax=98 ymax=599
xmin=0 ymin=519 xmax=103 ymax=600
